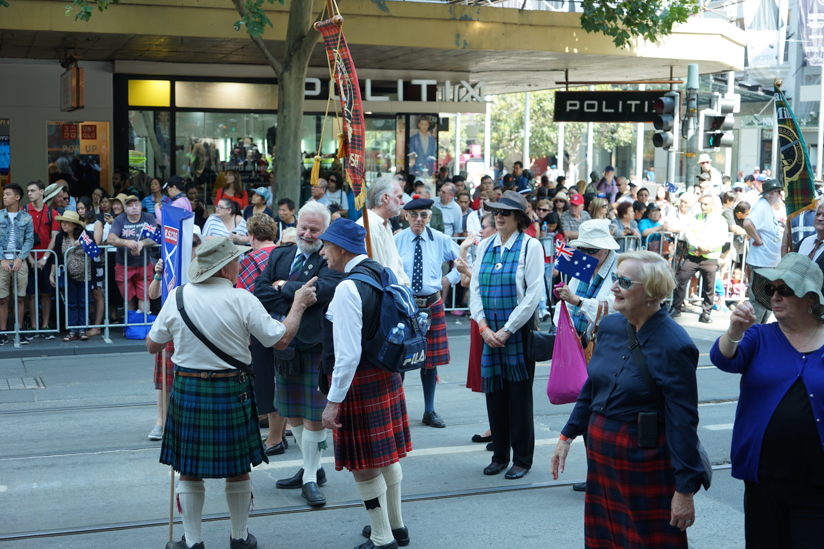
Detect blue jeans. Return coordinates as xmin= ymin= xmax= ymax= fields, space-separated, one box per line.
xmin=538 ymin=263 xmax=552 ymax=315
xmin=66 ymin=278 xmax=90 ymax=333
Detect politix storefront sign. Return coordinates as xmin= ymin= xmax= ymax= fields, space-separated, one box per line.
xmin=553 ymin=90 xmax=671 ymax=123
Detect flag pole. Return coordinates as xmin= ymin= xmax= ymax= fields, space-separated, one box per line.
xmin=161 ymin=347 xmax=174 ymax=542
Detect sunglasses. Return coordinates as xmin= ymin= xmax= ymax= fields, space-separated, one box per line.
xmin=764 ymin=283 xmax=795 ymax=298
xmin=577 ymin=247 xmax=600 ymax=256
xmin=554 ymin=200 xmax=567 ymax=204
xmin=537 ymin=208 xmax=551 ymax=212
xmin=611 ymin=272 xmax=643 ymax=289
xmin=733 ymin=188 xmax=744 ymax=192
xmin=492 ymin=209 xmax=513 ymax=217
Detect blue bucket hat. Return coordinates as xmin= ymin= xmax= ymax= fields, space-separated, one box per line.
xmin=319 ymin=218 xmax=367 ymax=256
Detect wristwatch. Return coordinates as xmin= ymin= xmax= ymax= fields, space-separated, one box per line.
xmin=274 ymin=280 xmax=286 ymax=292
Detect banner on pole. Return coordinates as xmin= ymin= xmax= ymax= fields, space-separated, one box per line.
xmin=799 ymin=0 xmax=824 ymax=66
xmin=160 ymin=205 xmax=194 ymax=305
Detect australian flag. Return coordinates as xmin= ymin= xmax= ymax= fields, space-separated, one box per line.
xmin=664 ymin=181 xmax=678 ymax=194
xmin=79 ymin=232 xmax=101 ymax=259
xmin=555 ymin=241 xmax=597 ymax=282
xmin=140 ymin=222 xmax=162 ymax=244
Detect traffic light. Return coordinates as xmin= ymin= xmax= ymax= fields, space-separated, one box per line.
xmin=699 ymin=92 xmax=736 ymax=151
xmin=652 ymin=91 xmax=680 ymax=150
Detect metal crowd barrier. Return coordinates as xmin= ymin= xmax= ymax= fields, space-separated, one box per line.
xmin=0 ymin=249 xmax=61 ymax=348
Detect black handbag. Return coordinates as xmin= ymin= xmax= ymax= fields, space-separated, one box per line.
xmin=526 ymin=324 xmax=555 ymax=362
xmin=626 ymin=321 xmax=712 ymax=492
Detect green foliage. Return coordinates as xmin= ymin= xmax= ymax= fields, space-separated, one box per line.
xmin=579 ymin=0 xmax=699 ymax=49
xmin=0 ymin=0 xmax=9 ymax=7
xmin=64 ymin=0 xmax=121 ymax=22
xmin=234 ymin=0 xmax=286 ymax=37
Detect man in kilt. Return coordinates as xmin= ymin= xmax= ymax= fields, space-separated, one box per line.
xmin=254 ymin=201 xmax=342 ymax=507
xmin=393 ymin=197 xmax=463 ymax=428
xmin=320 ymin=219 xmax=413 ymax=549
xmin=147 ymin=237 xmax=318 ymax=549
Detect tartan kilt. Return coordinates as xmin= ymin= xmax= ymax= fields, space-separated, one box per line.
xmin=585 ymin=413 xmax=688 ymax=549
xmin=332 ymin=360 xmax=412 ymax=472
xmin=160 ymin=366 xmax=268 ymax=479
xmin=424 ymin=299 xmax=449 ymax=369
xmin=275 ymin=345 xmax=327 ymax=422
xmin=153 ymin=342 xmax=175 ymax=391
xmin=466 ymin=319 xmax=483 ymax=393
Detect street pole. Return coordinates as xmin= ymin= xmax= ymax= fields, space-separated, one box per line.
xmin=772 ymin=19 xmax=781 ymax=174
xmin=454 ymin=112 xmax=461 ymax=178
xmin=484 ymin=95 xmax=492 ymax=176
xmin=558 ymin=122 xmax=565 ymax=177
xmin=667 ymin=82 xmax=679 ymax=186
xmin=725 ymin=70 xmax=734 ymax=177
xmin=818 ymin=66 xmax=824 ymax=181
xmin=586 ymin=85 xmax=594 ymax=180
xmin=636 ymin=83 xmax=645 ymax=182
xmin=523 ymin=91 xmax=531 ymax=169
xmin=684 ymin=64 xmax=700 ymax=189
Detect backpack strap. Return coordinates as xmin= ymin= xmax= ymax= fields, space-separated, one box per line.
xmin=347 ymin=272 xmax=383 ymax=292
xmin=175 ymin=284 xmax=255 ymax=377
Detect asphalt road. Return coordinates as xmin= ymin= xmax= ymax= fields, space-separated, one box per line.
xmin=0 ymin=305 xmax=747 ymax=548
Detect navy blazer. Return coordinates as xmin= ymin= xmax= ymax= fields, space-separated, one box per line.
xmin=561 ymin=305 xmax=706 ymax=493
xmin=253 ymin=245 xmax=342 ymax=347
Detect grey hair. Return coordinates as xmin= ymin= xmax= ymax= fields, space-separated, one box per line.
xmin=368 ymin=175 xmax=399 ymax=209
xmin=297 ymin=200 xmax=331 ymax=230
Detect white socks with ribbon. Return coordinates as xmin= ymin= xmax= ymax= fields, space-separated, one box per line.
xmin=380 ymin=462 xmax=404 ymax=530
xmin=224 ymin=479 xmax=252 ymax=542
xmin=291 ymin=423 xmax=305 ymax=452
xmin=176 ymin=480 xmax=205 ymax=547
xmin=301 ymin=428 xmax=328 ymax=485
xmin=355 ymin=475 xmax=393 ymax=546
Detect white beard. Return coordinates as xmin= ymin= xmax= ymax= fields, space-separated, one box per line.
xmin=297 ymin=238 xmax=323 ymax=256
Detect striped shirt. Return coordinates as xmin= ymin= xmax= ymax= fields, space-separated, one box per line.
xmin=202 ymin=214 xmax=248 ymax=239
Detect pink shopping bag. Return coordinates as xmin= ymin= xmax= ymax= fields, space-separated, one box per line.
xmin=546 ymin=301 xmax=588 ymax=405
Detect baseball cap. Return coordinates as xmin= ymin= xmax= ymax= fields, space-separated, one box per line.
xmin=732 ymin=182 xmax=746 ymax=190
xmin=604 ymin=165 xmax=615 ymax=173
xmin=123 ymin=195 xmax=140 ymax=204
xmin=697 ymin=173 xmax=711 ymax=182
xmin=569 ymin=194 xmax=584 ymax=206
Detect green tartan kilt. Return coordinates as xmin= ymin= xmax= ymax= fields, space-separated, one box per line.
xmin=160 ymin=367 xmax=268 ymax=478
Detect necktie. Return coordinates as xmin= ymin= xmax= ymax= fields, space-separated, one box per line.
xmin=289 ymin=253 xmax=305 ymax=281
xmin=412 ymin=236 xmax=423 ymax=294
xmin=809 ymin=239 xmax=823 ymax=260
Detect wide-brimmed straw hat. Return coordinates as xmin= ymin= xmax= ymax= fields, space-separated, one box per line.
xmin=55 ymin=210 xmax=86 ymax=229
xmin=483 ymin=190 xmax=528 ymax=213
xmin=569 ymin=219 xmax=620 ymax=250
xmin=43 ymin=183 xmax=62 ymax=204
xmin=187 ymin=237 xmax=251 ymax=284
xmin=751 ymin=253 xmax=824 ymax=314
xmin=553 ymin=191 xmax=569 ymax=203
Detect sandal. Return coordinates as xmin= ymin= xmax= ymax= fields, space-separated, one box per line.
xmin=63 ymin=333 xmax=79 ymax=342
xmin=79 ymin=332 xmax=89 ymax=341
xmin=86 ymin=328 xmax=101 ymax=338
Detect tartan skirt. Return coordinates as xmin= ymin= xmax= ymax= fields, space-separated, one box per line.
xmin=275 ymin=345 xmax=327 ymax=422
xmin=332 ymin=360 xmax=412 ymax=472
xmin=153 ymin=342 xmax=175 ymax=391
xmin=585 ymin=413 xmax=688 ymax=549
xmin=466 ymin=319 xmax=483 ymax=393
xmin=425 ymin=299 xmax=449 ymax=369
xmin=160 ymin=366 xmax=268 ymax=479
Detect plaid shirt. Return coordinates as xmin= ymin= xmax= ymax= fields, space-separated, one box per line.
xmin=236 ymin=246 xmax=277 ymax=292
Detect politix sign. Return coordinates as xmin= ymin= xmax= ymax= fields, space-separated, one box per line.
xmin=553 ymin=90 xmax=672 ymax=123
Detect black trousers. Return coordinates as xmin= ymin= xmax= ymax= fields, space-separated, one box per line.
xmin=250 ymin=335 xmax=277 ymax=415
xmin=744 ymin=478 xmax=824 ymax=549
xmin=485 ymin=330 xmax=536 ymax=469
xmin=672 ymin=255 xmax=717 ymax=316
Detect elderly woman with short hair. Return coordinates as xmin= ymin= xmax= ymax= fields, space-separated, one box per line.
xmin=552 ymin=251 xmax=708 ymax=547
xmin=711 ymin=253 xmax=824 ymax=548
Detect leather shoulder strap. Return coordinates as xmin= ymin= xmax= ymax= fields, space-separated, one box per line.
xmin=591 ymin=301 xmax=606 ymax=337
xmin=175 ymin=285 xmax=254 ymax=377
xmin=626 ymin=320 xmax=664 ymax=410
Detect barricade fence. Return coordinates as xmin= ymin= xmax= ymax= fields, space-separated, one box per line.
xmin=0 ymin=249 xmax=60 ymax=348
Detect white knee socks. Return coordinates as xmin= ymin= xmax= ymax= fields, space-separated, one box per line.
xmin=291 ymin=423 xmax=305 ymax=451
xmin=380 ymin=462 xmax=404 ymax=530
xmin=224 ymin=480 xmax=252 ymax=542
xmin=301 ymin=428 xmax=328 ymax=485
xmin=355 ymin=475 xmax=393 ymax=546
xmin=176 ymin=480 xmax=205 ymax=547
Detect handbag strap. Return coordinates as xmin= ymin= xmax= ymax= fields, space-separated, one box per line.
xmin=591 ymin=301 xmax=606 ymax=338
xmin=175 ymin=284 xmax=255 ymax=377
xmin=626 ymin=321 xmax=664 ymax=410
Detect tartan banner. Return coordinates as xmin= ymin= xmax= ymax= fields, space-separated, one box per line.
xmin=775 ymin=82 xmax=817 ymax=237
xmin=316 ymin=19 xmax=367 ymax=209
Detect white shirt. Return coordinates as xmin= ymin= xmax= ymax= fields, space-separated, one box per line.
xmin=551 ymin=250 xmax=618 ymax=339
xmin=5 ymin=212 xmax=17 ymax=260
xmin=465 ymin=209 xmax=482 ymax=236
xmin=798 ymin=233 xmax=824 ymax=261
xmin=325 ymin=254 xmax=368 ymax=403
xmin=746 ymin=197 xmax=785 ymax=268
xmin=326 ymin=188 xmax=349 ymax=209
xmin=357 ymin=208 xmax=410 ymax=287
xmin=469 ymin=231 xmax=544 ymax=334
xmin=148 ymin=278 xmax=286 ymax=371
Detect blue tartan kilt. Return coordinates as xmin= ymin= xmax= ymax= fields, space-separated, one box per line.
xmin=424 ymin=299 xmax=449 ymax=369
xmin=585 ymin=413 xmax=688 ymax=548
xmin=275 ymin=345 xmax=327 ymax=422
xmin=160 ymin=367 xmax=268 ymax=479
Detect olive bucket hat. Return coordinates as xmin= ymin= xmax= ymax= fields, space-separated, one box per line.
xmin=187 ymin=237 xmax=251 ymax=284
xmin=750 ymin=253 xmax=824 ymax=315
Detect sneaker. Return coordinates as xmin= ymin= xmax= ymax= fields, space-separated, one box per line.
xmin=43 ymin=330 xmax=56 ymax=340
xmin=0 ymin=334 xmax=7 ymax=346
xmin=23 ymin=330 xmax=35 ymax=341
xmin=18 ymin=337 xmax=29 ymax=345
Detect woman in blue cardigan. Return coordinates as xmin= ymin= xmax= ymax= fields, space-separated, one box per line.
xmin=711 ymin=252 xmax=824 ymax=548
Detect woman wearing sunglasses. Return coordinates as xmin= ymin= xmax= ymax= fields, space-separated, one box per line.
xmin=711 ymin=253 xmax=824 ymax=548
xmin=552 ymin=251 xmax=706 ymax=547
xmin=469 ymin=190 xmax=545 ymax=480
xmin=552 ymin=191 xmax=570 ymax=219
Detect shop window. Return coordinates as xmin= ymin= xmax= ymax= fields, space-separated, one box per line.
xmin=365 ymin=117 xmax=396 ymax=183
xmin=0 ymin=120 xmax=8 ymax=188
xmin=128 ymin=80 xmax=171 ymax=108
xmin=47 ymin=121 xmax=110 ymax=197
xmin=176 ymin=81 xmax=277 ymax=110
xmin=128 ymin=110 xmax=171 ymax=184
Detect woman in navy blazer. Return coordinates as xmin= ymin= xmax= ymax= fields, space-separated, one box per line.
xmin=711 ymin=252 xmax=824 ymax=548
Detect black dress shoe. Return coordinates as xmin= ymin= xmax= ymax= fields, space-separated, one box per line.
xmin=572 ymin=482 xmax=587 ymax=492
xmin=486 ymin=442 xmax=493 ymax=451
xmin=362 ymin=525 xmax=410 ymax=546
xmin=669 ymin=308 xmax=681 ymax=318
xmin=422 ymin=410 xmax=445 ymax=428
xmin=301 ymin=481 xmax=326 ymax=507
xmin=472 ymin=434 xmax=492 ymax=443
xmin=166 ymin=536 xmax=204 ymax=549
xmin=699 ymin=313 xmax=713 ymax=324
xmin=483 ymin=461 xmax=509 ymax=475
xmin=504 ymin=465 xmax=529 ymax=479
xmin=276 ymin=467 xmax=327 ymax=489
xmin=230 ymin=532 xmax=257 ymax=549
xmin=354 ymin=540 xmax=399 ymax=549
xmin=285 ymin=429 xmax=293 ymax=438
xmin=263 ymin=441 xmax=286 ymax=455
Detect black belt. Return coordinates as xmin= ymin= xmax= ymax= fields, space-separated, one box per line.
xmin=414 ymin=291 xmax=441 ymax=308
xmin=176 ymin=370 xmax=247 ymax=381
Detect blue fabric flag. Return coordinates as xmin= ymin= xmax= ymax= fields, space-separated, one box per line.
xmin=555 ymin=241 xmax=598 ymax=282
xmin=140 ymin=222 xmax=162 ymax=244
xmin=664 ymin=182 xmax=678 ymax=194
xmin=79 ymin=231 xmax=101 ymax=259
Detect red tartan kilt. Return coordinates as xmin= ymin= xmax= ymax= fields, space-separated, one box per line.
xmin=466 ymin=319 xmax=483 ymax=393
xmin=332 ymin=361 xmax=412 ymax=472
xmin=584 ymin=413 xmax=688 ymax=548
xmin=153 ymin=342 xmax=175 ymax=390
xmin=424 ymin=299 xmax=449 ymax=369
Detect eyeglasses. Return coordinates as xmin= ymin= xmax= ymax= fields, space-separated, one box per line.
xmin=407 ymin=211 xmax=430 ymax=220
xmin=192 ymin=238 xmax=201 ymax=248
xmin=611 ymin=273 xmax=643 ymax=289
xmin=733 ymin=188 xmax=745 ymax=192
xmin=215 ymin=205 xmax=230 ymax=210
xmin=577 ymin=246 xmax=600 ymax=256
xmin=536 ymin=208 xmax=551 ymax=212
xmin=764 ymin=283 xmax=795 ymax=298
xmin=492 ymin=209 xmax=513 ymax=217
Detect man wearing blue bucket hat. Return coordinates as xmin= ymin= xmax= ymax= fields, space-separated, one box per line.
xmin=320 ymin=219 xmax=412 ymax=549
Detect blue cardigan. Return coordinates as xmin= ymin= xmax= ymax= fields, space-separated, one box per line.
xmin=710 ymin=323 xmax=824 ymax=483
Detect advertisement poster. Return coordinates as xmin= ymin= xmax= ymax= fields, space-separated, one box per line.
xmin=408 ymin=114 xmax=439 ymax=180
xmin=0 ymin=120 xmax=9 ymax=188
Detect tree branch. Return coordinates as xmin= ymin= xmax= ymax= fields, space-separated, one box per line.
xmin=232 ymin=0 xmax=284 ymax=77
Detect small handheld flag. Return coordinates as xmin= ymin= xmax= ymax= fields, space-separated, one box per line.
xmin=140 ymin=222 xmax=162 ymax=244
xmin=664 ymin=182 xmax=678 ymax=194
xmin=555 ymin=241 xmax=598 ymax=282
xmin=79 ymin=232 xmax=101 ymax=259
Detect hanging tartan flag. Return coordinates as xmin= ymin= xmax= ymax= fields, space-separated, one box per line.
xmin=316 ymin=18 xmax=366 ymax=210
xmin=140 ymin=222 xmax=162 ymax=244
xmin=79 ymin=231 xmax=101 ymax=259
xmin=775 ymin=81 xmax=817 ymax=240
